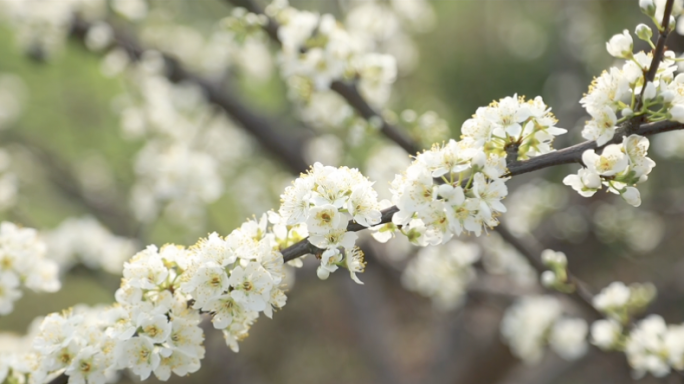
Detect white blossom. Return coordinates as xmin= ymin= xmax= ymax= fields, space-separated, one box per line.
xmin=593 ymin=281 xmax=631 ymax=313
xmin=591 ymin=319 xmax=622 ymax=350
xmin=606 ymin=30 xmax=633 ymax=58
xmin=229 ymin=262 xmax=275 ymax=313
xmin=402 ymin=240 xmax=480 ymax=310
xmin=549 ymin=318 xmax=589 ymax=360
xmin=582 ymin=145 xmax=628 ymax=177
xmin=563 ymin=168 xmax=602 ymax=197
xmin=500 ymin=295 xmax=563 ymax=364
xmin=0 ymin=222 xmax=60 ymax=315
xmin=625 ymin=315 xmax=670 ymax=378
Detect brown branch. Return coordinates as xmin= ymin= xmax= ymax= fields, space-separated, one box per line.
xmin=279 ymin=119 xmax=683 ymax=263
xmin=506 ymin=119 xmax=682 ymax=176
xmin=631 ymin=0 xmax=675 ymax=132
xmin=645 ymin=0 xmax=675 ymax=86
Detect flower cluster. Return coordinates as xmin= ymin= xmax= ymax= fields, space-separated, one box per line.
xmin=625 ymin=315 xmax=684 ymax=378
xmin=24 ymin=213 xmax=290 ymax=384
xmin=501 ymin=295 xmax=588 ymax=364
xmin=461 ymin=95 xmax=566 ymax=159
xmin=0 ymin=0 xmax=107 ymax=58
xmin=591 ymin=314 xmax=684 ymax=378
xmin=0 ymin=317 xmax=43 ymax=384
xmin=221 ymin=0 xmax=404 ymax=148
xmin=389 ymin=139 xmax=508 ymax=245
xmin=401 ymin=240 xmax=480 ymax=311
xmin=179 ymin=216 xmax=288 ymax=351
xmin=114 ymin=58 xmax=253 ymax=225
xmin=582 ymin=34 xmax=676 ymax=146
xmin=44 ymin=216 xmax=138 ymax=275
xmin=592 ymin=281 xmax=656 ymax=324
xmin=32 ymin=299 xmax=196 ymax=384
xmin=567 ymin=11 xmax=684 ymax=206
xmin=588 ymin=281 xmax=673 ymax=378
xmin=279 ymin=162 xmax=381 ymax=283
xmin=264 ymin=0 xmax=397 ymax=106
xmin=564 ymin=134 xmax=655 ymax=207
xmin=539 ymin=249 xmax=574 ymax=292
xmin=343 ymin=0 xmax=435 ymax=74
xmin=0 ymin=222 xmax=60 ymax=315
xmin=386 ymin=95 xmax=564 ymax=246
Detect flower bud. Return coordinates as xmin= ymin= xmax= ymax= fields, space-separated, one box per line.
xmin=606 ymin=30 xmax=633 ymax=59
xmin=675 ymin=73 xmax=684 ymax=84
xmin=591 ymin=319 xmax=621 ymax=350
xmin=661 ymin=90 xmax=675 ymax=103
xmin=670 ymin=104 xmax=684 ymax=123
xmin=581 ymin=170 xmax=602 ymax=189
xmin=621 ymin=187 xmax=641 ymax=207
xmin=640 ymin=0 xmax=656 ymax=17
xmin=621 ymin=107 xmax=634 ymax=117
xmin=316 ymin=266 xmax=330 ymax=280
xmin=541 ymin=270 xmax=557 ymax=288
xmin=635 ymin=23 xmax=653 ymax=41
xmin=541 ymin=249 xmax=567 ymax=267
xmin=643 ymin=81 xmax=657 ymax=101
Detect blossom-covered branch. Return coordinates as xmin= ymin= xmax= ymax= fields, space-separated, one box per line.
xmin=4 ymin=0 xmax=684 ymax=383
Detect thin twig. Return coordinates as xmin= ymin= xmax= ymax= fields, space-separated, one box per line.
xmin=494 ymin=225 xmax=601 ymax=320
xmin=645 ymin=0 xmax=674 ymax=88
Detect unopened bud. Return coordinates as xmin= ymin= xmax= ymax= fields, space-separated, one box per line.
xmin=635 ymin=23 xmax=653 ymax=41
xmin=640 ymin=0 xmax=656 ymax=17
xmin=541 ymin=249 xmax=568 ymax=267
xmin=643 ymin=82 xmax=657 ymax=101
xmin=316 ymin=266 xmax=330 ymax=280
xmin=541 ymin=271 xmax=557 ymax=288
xmin=581 ymin=170 xmax=602 ymax=189
xmin=670 ymin=104 xmax=684 ymax=123
xmin=606 ymin=30 xmax=633 ymax=59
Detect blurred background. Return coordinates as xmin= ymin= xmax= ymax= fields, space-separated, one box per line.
xmin=1 ymin=0 xmax=684 ymax=383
